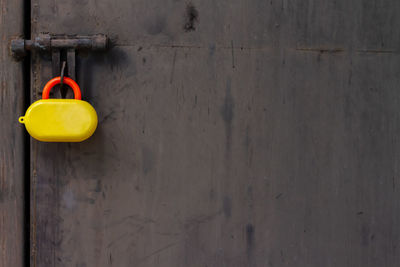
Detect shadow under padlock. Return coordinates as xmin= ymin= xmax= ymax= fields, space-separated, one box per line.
xmin=19 ymin=77 xmax=98 ymax=142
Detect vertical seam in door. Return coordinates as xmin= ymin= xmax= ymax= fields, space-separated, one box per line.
xmin=23 ymin=0 xmax=31 ymax=266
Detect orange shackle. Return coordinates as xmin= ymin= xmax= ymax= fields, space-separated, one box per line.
xmin=42 ymin=77 xmax=82 ymax=100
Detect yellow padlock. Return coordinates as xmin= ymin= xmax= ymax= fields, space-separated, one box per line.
xmin=19 ymin=77 xmax=98 ymax=142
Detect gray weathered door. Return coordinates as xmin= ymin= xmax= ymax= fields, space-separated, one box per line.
xmin=0 ymin=0 xmax=25 ymax=266
xmin=28 ymin=0 xmax=400 ymax=266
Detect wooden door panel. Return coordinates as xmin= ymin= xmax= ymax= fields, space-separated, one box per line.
xmin=30 ymin=0 xmax=400 ymax=266
xmin=0 ymin=0 xmax=26 ymax=266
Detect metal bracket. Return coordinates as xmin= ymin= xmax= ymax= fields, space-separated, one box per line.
xmin=11 ymin=33 xmax=108 ymax=97
xmin=51 ymin=49 xmax=77 ymax=97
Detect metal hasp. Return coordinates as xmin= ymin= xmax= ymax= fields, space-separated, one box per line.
xmin=11 ymin=34 xmax=108 ymax=59
xmin=11 ymin=33 xmax=108 ymax=97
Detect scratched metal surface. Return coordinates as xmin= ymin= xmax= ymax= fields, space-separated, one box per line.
xmin=0 ymin=0 xmax=25 ymax=266
xmin=31 ymin=1 xmax=400 ymax=266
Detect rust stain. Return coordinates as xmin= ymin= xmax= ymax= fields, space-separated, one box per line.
xmin=296 ymin=47 xmax=344 ymax=53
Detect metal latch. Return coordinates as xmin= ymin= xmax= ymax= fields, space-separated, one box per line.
xmin=11 ymin=33 xmax=108 ymax=59
xmin=11 ymin=33 xmax=108 ymax=97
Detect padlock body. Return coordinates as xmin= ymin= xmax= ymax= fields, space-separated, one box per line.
xmin=20 ymin=99 xmax=98 ymax=142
